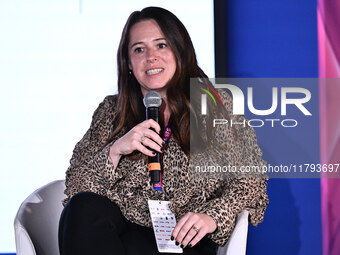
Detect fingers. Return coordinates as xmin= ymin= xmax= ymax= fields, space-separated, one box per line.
xmin=171 ymin=213 xmax=217 ymax=249
xmin=111 ymin=119 xmax=164 ymax=157
xmin=135 ymin=120 xmax=164 ymax=154
xmin=172 ymin=212 xmax=204 ymax=248
xmin=183 ymin=227 xmax=206 ymax=248
xmin=140 ymin=119 xmax=162 ymax=134
xmin=132 ymin=136 xmax=157 ymax=157
xmin=140 ymin=128 xmax=163 ymax=149
xmin=172 ymin=212 xmax=192 ymax=238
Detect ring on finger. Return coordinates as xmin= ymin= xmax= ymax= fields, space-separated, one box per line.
xmin=192 ymin=225 xmax=199 ymax=233
xmin=140 ymin=136 xmax=146 ymax=142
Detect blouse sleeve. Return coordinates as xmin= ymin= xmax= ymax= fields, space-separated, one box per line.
xmin=193 ymin=91 xmax=269 ymax=246
xmin=63 ymin=95 xmax=125 ymax=206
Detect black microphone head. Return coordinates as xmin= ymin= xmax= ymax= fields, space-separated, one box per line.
xmin=143 ymin=91 xmax=162 ymax=108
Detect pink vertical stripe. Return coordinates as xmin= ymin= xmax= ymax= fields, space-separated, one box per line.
xmin=318 ymin=1 xmax=340 ymax=255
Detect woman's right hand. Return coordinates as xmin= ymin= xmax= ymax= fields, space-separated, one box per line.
xmin=108 ymin=119 xmax=164 ymax=165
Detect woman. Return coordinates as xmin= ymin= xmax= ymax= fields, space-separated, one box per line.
xmin=58 ymin=6 xmax=268 ymax=255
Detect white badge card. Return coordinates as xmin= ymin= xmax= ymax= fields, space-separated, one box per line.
xmin=148 ymin=200 xmax=183 ymax=253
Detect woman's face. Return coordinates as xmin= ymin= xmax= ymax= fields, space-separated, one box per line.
xmin=128 ymin=19 xmax=177 ymax=96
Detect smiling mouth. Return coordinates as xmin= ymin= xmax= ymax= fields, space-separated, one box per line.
xmin=146 ymin=68 xmax=164 ymax=75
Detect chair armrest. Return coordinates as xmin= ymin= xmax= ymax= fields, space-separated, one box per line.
xmin=14 ymin=219 xmax=36 ymax=255
xmin=216 ymin=210 xmax=249 ymax=255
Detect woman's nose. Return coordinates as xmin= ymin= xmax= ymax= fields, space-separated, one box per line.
xmin=146 ymin=48 xmax=158 ymax=62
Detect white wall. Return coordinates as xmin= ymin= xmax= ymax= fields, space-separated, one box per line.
xmin=0 ymin=0 xmax=214 ymax=252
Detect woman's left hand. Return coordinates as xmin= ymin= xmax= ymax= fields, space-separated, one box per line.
xmin=171 ymin=212 xmax=217 ymax=248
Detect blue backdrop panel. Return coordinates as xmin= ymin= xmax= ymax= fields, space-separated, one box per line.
xmin=224 ymin=1 xmax=321 ymax=255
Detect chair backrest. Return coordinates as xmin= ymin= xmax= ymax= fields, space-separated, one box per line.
xmin=14 ymin=180 xmax=66 ymax=255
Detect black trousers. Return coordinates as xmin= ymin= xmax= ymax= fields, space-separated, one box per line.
xmin=58 ymin=192 xmax=217 ymax=255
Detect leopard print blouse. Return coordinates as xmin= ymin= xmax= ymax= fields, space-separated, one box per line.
xmin=63 ymin=92 xmax=269 ymax=246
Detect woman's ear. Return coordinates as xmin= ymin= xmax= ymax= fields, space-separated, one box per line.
xmin=128 ymin=57 xmax=132 ymax=70
xmin=128 ymin=62 xmax=133 ymax=74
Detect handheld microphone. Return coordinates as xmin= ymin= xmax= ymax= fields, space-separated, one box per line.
xmin=143 ymin=91 xmax=162 ymax=184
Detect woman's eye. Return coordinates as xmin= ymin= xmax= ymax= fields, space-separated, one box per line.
xmin=134 ymin=47 xmax=143 ymax=53
xmin=158 ymin=43 xmax=167 ymax=49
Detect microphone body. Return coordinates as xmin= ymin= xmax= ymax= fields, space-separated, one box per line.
xmin=143 ymin=91 xmax=162 ymax=184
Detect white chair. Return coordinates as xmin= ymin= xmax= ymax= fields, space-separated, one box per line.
xmin=216 ymin=210 xmax=249 ymax=255
xmin=14 ymin=180 xmax=66 ymax=255
xmin=14 ymin=180 xmax=249 ymax=255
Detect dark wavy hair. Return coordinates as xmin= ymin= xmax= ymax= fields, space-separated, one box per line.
xmin=106 ymin=6 xmax=211 ymax=156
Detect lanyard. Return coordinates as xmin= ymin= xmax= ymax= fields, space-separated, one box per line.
xmin=153 ymin=125 xmax=171 ymax=191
